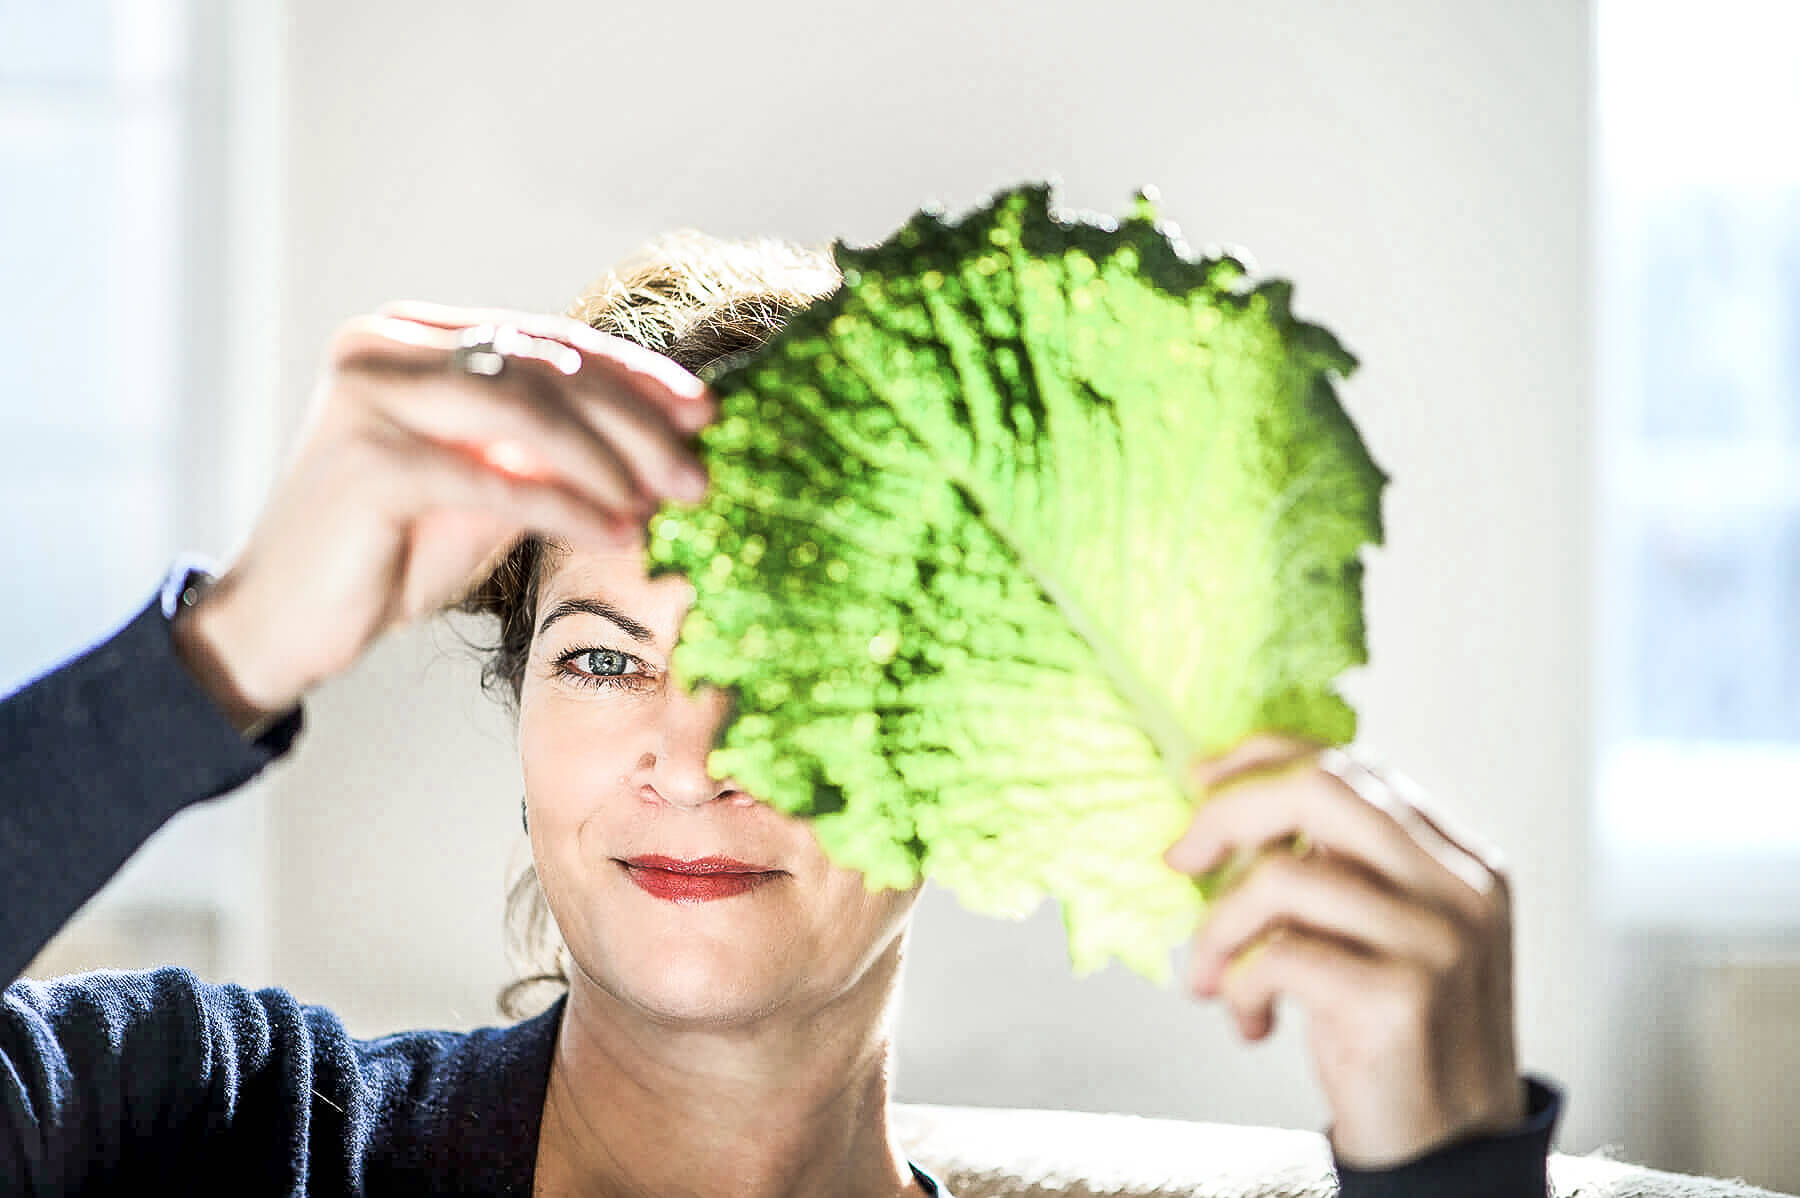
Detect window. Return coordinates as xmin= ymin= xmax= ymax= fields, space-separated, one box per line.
xmin=3 ymin=0 xmax=282 ymax=979
xmin=1596 ymin=0 xmax=1800 ymax=924
xmin=0 ymin=0 xmax=188 ymax=694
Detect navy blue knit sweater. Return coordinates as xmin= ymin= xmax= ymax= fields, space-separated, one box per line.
xmin=0 ymin=562 xmax=1559 ymax=1195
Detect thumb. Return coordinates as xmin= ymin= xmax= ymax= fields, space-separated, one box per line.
xmin=405 ymin=511 xmax=528 ymax=619
xmin=1186 ymin=733 xmax=1327 ymax=795
xmin=458 ymin=522 xmax=533 ymax=598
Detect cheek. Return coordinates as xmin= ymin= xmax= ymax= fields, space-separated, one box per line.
xmin=777 ymin=819 xmax=919 ymax=942
xmin=519 ymin=703 xmax=580 ymax=802
xmin=808 ymin=870 xmax=921 ymax=970
xmin=518 ymin=690 xmax=644 ymax=818
xmin=518 ymin=695 xmax=655 ymax=916
xmin=518 ymin=697 xmax=640 ymax=972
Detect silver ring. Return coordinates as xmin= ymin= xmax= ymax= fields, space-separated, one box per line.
xmin=449 ymin=323 xmax=513 ymax=378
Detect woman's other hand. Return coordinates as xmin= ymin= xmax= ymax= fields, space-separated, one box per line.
xmin=173 ymin=302 xmax=715 ymax=728
xmin=1162 ymin=735 xmax=1525 ymax=1168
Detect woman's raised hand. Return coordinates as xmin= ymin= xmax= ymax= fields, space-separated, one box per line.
xmin=1163 ymin=735 xmax=1525 ymax=1169
xmin=173 ymin=303 xmax=714 ymax=730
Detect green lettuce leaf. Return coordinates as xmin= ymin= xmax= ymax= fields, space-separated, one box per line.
xmin=645 ymin=183 xmax=1386 ymax=979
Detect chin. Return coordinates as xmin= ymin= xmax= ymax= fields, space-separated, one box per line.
xmin=592 ymin=927 xmax=796 ymax=1026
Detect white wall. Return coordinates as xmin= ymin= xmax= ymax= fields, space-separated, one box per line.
xmin=253 ymin=0 xmax=1603 ymax=1155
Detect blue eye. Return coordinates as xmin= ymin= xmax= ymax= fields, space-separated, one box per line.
xmin=554 ymin=644 xmax=655 ymax=691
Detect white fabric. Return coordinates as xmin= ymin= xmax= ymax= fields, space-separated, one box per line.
xmin=891 ymin=1103 xmax=1794 ymax=1198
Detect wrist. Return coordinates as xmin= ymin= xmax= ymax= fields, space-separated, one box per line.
xmin=169 ymin=570 xmax=301 ymax=738
xmin=1329 ymin=1077 xmax=1529 ymax=1170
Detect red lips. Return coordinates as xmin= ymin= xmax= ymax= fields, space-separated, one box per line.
xmin=620 ymin=856 xmax=783 ymax=902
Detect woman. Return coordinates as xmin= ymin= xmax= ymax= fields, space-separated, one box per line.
xmin=0 ymin=233 xmax=1558 ymax=1196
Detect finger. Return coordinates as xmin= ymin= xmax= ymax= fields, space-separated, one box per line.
xmin=1166 ymin=764 xmax=1482 ymax=922
xmin=1319 ymin=750 xmax=1505 ymax=910
xmin=346 ymin=316 xmax=714 ymax=501
xmin=549 ymin=361 xmax=715 ymax=501
xmin=331 ymin=317 xmax=587 ymax=395
xmin=1238 ymin=1002 xmax=1275 ymax=1041
xmin=1187 ymin=732 xmax=1324 ymax=792
xmin=402 ymin=508 xmax=525 ymax=619
xmin=448 ymin=524 xmax=535 ymax=605
xmin=1233 ymin=972 xmax=1277 ymax=1041
xmin=1176 ymin=733 xmax=1323 ymax=900
xmin=1187 ymin=850 xmax=1465 ymax=997
xmin=371 ymin=426 xmax=637 ymax=549
xmin=1216 ymin=927 xmax=1282 ymax=1041
xmin=378 ymin=377 xmax=661 ymax=520
xmin=1344 ymin=755 xmax=1510 ymax=886
xmin=333 ymin=323 xmax=669 ymax=517
xmin=373 ymin=301 xmax=714 ymax=413
xmin=1214 ymin=925 xmax=1400 ymax=1047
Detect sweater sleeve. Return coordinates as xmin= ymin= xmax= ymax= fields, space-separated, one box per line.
xmin=1 ymin=967 xmax=330 ymax=1194
xmin=1333 ymin=1076 xmax=1563 ymax=1198
xmin=0 ymin=558 xmax=304 ymax=983
xmin=0 ymin=565 xmax=554 ymax=1194
xmin=0 ymin=966 xmax=550 ymax=1196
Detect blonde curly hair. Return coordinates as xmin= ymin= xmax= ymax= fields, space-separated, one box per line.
xmin=453 ymin=230 xmax=840 ymax=1019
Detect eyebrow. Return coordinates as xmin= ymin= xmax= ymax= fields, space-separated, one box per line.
xmin=536 ymin=596 xmax=657 ymax=645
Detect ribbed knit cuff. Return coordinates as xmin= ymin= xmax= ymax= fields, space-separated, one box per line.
xmin=0 ymin=562 xmax=304 ymax=979
xmin=1334 ymin=1076 xmax=1561 ymax=1198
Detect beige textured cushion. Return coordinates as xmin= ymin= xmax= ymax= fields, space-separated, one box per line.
xmin=892 ymin=1103 xmax=1794 ymax=1198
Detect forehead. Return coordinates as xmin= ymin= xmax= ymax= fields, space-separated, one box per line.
xmin=534 ymin=543 xmax=696 ymax=625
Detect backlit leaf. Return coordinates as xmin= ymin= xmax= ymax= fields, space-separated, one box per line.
xmin=645 ymin=184 xmax=1386 ymax=979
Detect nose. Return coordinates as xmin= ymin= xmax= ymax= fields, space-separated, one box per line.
xmin=642 ymin=681 xmax=746 ymax=809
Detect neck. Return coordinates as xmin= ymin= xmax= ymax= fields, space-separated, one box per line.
xmin=534 ymin=941 xmax=920 ymax=1198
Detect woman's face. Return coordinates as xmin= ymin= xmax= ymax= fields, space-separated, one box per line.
xmin=518 ymin=536 xmax=921 ymax=1026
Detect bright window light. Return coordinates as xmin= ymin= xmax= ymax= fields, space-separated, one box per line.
xmin=1596 ymin=0 xmax=1800 ymax=924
